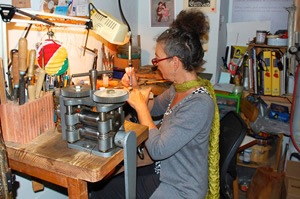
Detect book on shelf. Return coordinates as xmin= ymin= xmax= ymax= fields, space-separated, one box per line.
xmin=248 ymin=58 xmax=253 ymax=91
xmin=257 ymin=65 xmax=264 ymax=95
xmin=263 ymin=50 xmax=272 ymax=95
xmin=247 ymin=45 xmax=288 ymax=97
xmin=271 ymin=51 xmax=281 ymax=96
xmin=280 ymin=53 xmax=287 ymax=95
xmin=252 ymin=48 xmax=258 ymax=94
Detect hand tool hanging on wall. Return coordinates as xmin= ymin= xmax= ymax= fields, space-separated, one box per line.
xmin=82 ymin=46 xmax=99 ymax=70
xmin=92 ymin=48 xmax=98 ymax=70
xmin=222 ymin=46 xmax=229 ymax=69
xmin=82 ymin=4 xmax=94 ymax=56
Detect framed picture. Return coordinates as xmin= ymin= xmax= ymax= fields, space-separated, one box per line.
xmin=183 ymin=0 xmax=216 ymax=13
xmin=151 ymin=0 xmax=175 ymax=27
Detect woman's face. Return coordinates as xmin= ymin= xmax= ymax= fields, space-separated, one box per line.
xmin=153 ymin=43 xmax=174 ymax=81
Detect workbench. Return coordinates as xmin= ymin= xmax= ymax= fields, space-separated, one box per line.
xmin=5 ymin=120 xmax=148 ymax=199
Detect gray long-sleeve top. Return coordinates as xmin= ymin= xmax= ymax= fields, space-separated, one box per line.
xmin=146 ymin=85 xmax=214 ymax=199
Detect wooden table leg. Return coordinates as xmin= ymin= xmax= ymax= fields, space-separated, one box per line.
xmin=233 ymin=177 xmax=239 ymax=199
xmin=67 ymin=178 xmax=88 ymax=199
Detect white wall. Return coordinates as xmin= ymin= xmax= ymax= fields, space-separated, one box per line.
xmin=215 ymin=0 xmax=230 ymax=83
xmin=228 ymin=0 xmax=293 ymax=33
xmin=0 ymin=0 xmax=138 ymax=77
xmin=137 ymin=0 xmax=222 ymax=84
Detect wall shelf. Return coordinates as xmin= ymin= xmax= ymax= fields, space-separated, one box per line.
xmin=237 ymin=133 xmax=283 ymax=171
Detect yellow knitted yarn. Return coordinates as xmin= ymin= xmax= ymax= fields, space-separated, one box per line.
xmin=174 ymin=79 xmax=203 ymax=92
xmin=199 ymin=78 xmax=220 ymax=199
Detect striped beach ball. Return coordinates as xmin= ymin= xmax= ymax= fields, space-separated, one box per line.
xmin=37 ymin=40 xmax=68 ymax=76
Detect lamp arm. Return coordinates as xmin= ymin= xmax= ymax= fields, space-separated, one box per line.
xmin=0 ymin=4 xmax=54 ymax=26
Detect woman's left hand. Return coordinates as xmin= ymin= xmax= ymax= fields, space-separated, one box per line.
xmin=126 ymin=87 xmax=152 ymax=111
xmin=121 ymin=67 xmax=138 ymax=87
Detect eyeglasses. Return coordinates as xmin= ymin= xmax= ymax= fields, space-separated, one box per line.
xmin=151 ymin=56 xmax=173 ymax=66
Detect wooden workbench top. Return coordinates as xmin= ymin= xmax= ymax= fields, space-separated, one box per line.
xmin=5 ymin=120 xmax=148 ymax=183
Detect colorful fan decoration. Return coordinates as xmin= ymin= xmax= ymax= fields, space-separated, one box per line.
xmin=36 ymin=39 xmax=69 ymax=76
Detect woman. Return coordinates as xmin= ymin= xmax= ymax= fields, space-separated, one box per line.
xmin=156 ymin=2 xmax=164 ymax=22
xmin=90 ymin=9 xmax=214 ymax=199
xmin=162 ymin=2 xmax=170 ymax=22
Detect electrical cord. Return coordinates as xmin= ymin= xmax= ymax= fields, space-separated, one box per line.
xmin=88 ymin=3 xmax=107 ymax=19
xmin=290 ymin=63 xmax=300 ymax=153
xmin=118 ymin=0 xmax=131 ymax=32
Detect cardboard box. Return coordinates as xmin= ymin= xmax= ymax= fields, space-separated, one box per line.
xmin=250 ymin=144 xmax=272 ymax=164
xmin=284 ymin=160 xmax=300 ymax=199
xmin=12 ymin=0 xmax=31 ymax=8
xmin=269 ymin=103 xmax=290 ymax=123
xmin=114 ymin=56 xmax=140 ymax=70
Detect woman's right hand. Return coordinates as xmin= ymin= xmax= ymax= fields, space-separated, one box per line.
xmin=121 ymin=67 xmax=138 ymax=87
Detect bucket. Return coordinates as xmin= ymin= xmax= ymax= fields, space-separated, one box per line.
xmin=256 ymin=30 xmax=267 ymax=44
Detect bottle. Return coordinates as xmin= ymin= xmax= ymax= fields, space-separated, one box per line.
xmin=103 ymin=74 xmax=109 ymax=87
xmin=243 ymin=148 xmax=252 ymax=164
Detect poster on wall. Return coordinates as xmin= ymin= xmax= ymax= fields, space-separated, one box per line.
xmin=151 ymin=0 xmax=175 ymax=27
xmin=183 ymin=0 xmax=216 ymax=13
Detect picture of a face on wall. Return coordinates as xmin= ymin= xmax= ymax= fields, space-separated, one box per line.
xmin=151 ymin=0 xmax=175 ymax=27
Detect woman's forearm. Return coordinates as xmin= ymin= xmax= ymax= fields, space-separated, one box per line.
xmin=136 ymin=104 xmax=157 ymax=130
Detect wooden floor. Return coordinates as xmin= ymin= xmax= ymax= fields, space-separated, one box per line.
xmin=239 ymin=190 xmax=247 ymax=199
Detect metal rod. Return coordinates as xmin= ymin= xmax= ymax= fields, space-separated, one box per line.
xmin=16 ymin=9 xmax=55 ymax=26
xmin=10 ymin=19 xmax=87 ymax=28
xmin=0 ymin=19 xmax=8 ymax=85
xmin=71 ymin=70 xmax=113 ymax=78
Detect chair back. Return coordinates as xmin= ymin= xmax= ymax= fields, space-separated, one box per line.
xmin=219 ymin=111 xmax=247 ymax=199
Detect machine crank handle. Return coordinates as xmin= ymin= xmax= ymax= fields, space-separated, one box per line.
xmin=114 ymin=130 xmax=137 ymax=199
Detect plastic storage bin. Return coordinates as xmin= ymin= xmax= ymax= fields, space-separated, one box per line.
xmin=216 ymin=92 xmax=242 ymax=118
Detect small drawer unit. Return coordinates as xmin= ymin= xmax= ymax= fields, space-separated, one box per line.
xmin=216 ymin=92 xmax=242 ymax=118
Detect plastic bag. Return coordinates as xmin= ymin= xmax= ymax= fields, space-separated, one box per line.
xmin=247 ymin=167 xmax=284 ymax=199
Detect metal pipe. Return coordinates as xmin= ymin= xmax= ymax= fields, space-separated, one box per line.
xmin=0 ymin=19 xmax=8 ymax=85
xmin=286 ymin=5 xmax=296 ymax=75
